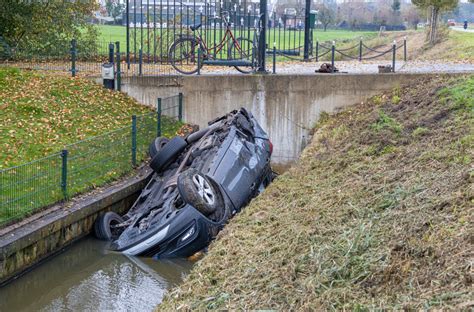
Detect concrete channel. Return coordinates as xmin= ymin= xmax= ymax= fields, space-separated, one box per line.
xmin=0 ymin=72 xmax=443 ymax=309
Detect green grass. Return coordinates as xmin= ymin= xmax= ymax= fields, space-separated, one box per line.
xmin=98 ymin=24 xmax=377 ymax=44
xmin=160 ymin=76 xmax=473 ymax=310
xmin=447 ymin=31 xmax=474 ymax=61
xmin=415 ymin=29 xmax=474 ymax=62
xmin=0 ymin=67 xmax=182 ymax=226
xmin=97 ymin=24 xmax=377 ymax=56
xmin=98 ymin=25 xmax=130 ymax=44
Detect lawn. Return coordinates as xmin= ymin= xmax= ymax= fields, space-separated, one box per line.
xmin=97 ymin=24 xmax=377 ymax=55
xmin=0 ymin=67 xmax=182 ymax=226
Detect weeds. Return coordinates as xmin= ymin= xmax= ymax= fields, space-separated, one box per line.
xmin=160 ymin=76 xmax=474 ymax=310
xmin=371 ymin=110 xmax=403 ymax=134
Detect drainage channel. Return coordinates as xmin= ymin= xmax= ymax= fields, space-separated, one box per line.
xmin=0 ymin=236 xmax=193 ymax=311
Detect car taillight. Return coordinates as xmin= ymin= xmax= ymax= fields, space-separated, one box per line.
xmin=268 ymin=140 xmax=273 ymax=155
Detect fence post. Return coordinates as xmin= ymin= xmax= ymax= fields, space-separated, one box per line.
xmin=197 ymin=48 xmax=201 ymax=76
xmin=126 ymin=0 xmax=130 ymax=70
xmin=392 ymin=40 xmax=396 ymax=73
xmin=61 ymin=149 xmax=68 ymax=199
xmin=131 ymin=115 xmax=137 ymax=167
xmin=70 ymin=39 xmax=76 ymax=78
xmin=359 ymin=37 xmax=363 ymax=61
xmin=138 ymin=49 xmax=143 ymax=76
xmin=403 ymin=36 xmax=407 ymax=62
xmin=157 ymin=98 xmax=162 ymax=137
xmin=257 ymin=0 xmax=267 ymax=73
xmin=272 ymin=42 xmax=276 ymax=74
xmin=115 ymin=41 xmax=121 ymax=92
xmin=331 ymin=41 xmax=335 ymax=73
xmin=315 ymin=41 xmax=319 ymax=62
xmin=303 ymin=0 xmax=311 ymax=61
xmin=108 ymin=43 xmax=114 ymax=64
xmin=178 ymin=92 xmax=183 ymax=122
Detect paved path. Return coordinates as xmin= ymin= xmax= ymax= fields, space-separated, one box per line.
xmin=199 ymin=60 xmax=474 ymax=75
xmin=451 ymin=26 xmax=474 ymax=33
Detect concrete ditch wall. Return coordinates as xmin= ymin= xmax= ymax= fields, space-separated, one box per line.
xmin=122 ymin=73 xmax=431 ymax=163
xmin=0 ymin=169 xmax=151 ymax=286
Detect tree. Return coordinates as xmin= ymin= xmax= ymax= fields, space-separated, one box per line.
xmin=316 ymin=4 xmax=335 ymax=31
xmin=105 ymin=0 xmax=125 ymax=24
xmin=412 ymin=0 xmax=458 ymax=44
xmin=0 ymin=1 xmax=98 ymax=56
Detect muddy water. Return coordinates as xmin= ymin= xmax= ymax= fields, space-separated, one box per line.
xmin=0 ymin=237 xmax=193 ymax=312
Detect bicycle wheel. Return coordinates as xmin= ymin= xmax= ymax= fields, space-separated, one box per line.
xmin=228 ymin=37 xmax=255 ymax=74
xmin=169 ymin=37 xmax=203 ymax=75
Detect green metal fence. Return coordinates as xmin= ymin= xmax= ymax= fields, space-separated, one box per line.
xmin=0 ymin=94 xmax=184 ymax=228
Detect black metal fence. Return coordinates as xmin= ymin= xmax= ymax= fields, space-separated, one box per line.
xmin=0 ymin=0 xmax=409 ymax=76
xmin=0 ymin=95 xmax=183 ymax=228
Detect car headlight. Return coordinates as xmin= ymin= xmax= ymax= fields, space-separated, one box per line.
xmin=181 ymin=224 xmax=196 ymax=242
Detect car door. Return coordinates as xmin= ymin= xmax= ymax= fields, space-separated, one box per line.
xmin=211 ymin=128 xmax=263 ymax=210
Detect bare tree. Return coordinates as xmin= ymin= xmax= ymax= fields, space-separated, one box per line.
xmin=316 ymin=4 xmax=335 ymax=31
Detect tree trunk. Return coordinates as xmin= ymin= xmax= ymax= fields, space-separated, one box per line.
xmin=429 ymin=6 xmax=439 ymax=45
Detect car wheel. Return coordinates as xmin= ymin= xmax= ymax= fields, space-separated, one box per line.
xmin=94 ymin=212 xmax=124 ymax=241
xmin=149 ymin=137 xmax=170 ymax=159
xmin=177 ymin=169 xmax=224 ymax=216
xmin=149 ymin=136 xmax=187 ymax=173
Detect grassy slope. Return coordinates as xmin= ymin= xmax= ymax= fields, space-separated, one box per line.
xmin=0 ymin=67 xmax=153 ymax=168
xmin=161 ymin=76 xmax=473 ymax=310
xmin=417 ymin=30 xmax=474 ymax=62
xmin=0 ymin=67 xmax=184 ymax=226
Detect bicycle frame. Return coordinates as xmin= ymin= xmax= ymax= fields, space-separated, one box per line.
xmin=192 ymin=16 xmax=243 ymax=57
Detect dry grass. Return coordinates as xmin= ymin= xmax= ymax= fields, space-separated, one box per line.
xmin=160 ymin=75 xmax=474 ymax=310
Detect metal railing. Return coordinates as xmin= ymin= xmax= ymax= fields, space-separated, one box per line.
xmin=0 ymin=94 xmax=184 ymax=228
xmin=270 ymin=37 xmax=407 ymax=73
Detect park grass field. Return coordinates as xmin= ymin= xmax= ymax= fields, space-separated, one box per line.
xmin=97 ymin=24 xmax=378 ymax=53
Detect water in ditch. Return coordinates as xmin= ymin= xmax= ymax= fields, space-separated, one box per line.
xmin=0 ymin=236 xmax=193 ymax=312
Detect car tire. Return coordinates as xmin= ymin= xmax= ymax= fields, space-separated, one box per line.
xmin=149 ymin=137 xmax=170 ymax=159
xmin=94 ymin=212 xmax=124 ymax=241
xmin=149 ymin=136 xmax=187 ymax=173
xmin=177 ymin=169 xmax=224 ymax=216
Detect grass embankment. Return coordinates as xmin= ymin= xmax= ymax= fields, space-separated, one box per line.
xmin=0 ymin=67 xmax=175 ymax=168
xmin=0 ymin=67 xmax=182 ymax=226
xmin=161 ymin=76 xmax=473 ymax=310
xmin=315 ymin=28 xmax=474 ymax=63
xmin=416 ymin=30 xmax=474 ymax=63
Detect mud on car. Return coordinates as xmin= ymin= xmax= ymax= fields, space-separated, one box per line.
xmin=94 ymin=108 xmax=273 ymax=258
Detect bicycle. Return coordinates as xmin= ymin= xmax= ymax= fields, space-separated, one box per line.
xmin=168 ymin=11 xmax=258 ymax=75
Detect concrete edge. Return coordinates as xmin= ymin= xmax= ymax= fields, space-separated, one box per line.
xmin=0 ymin=168 xmax=152 ymax=261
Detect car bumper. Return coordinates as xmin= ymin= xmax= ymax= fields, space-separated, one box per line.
xmin=113 ymin=205 xmax=222 ymax=258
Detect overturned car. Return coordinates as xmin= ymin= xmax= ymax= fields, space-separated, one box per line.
xmin=94 ymin=108 xmax=273 ymax=258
